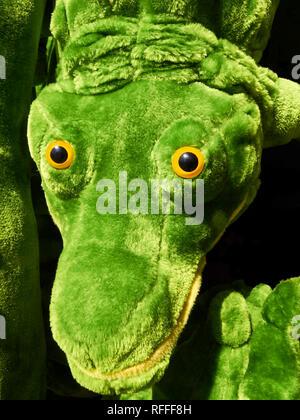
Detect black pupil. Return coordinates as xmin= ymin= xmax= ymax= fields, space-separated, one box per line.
xmin=178 ymin=152 xmax=199 ymax=172
xmin=50 ymin=146 xmax=68 ymax=164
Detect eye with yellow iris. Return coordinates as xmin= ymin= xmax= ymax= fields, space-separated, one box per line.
xmin=46 ymin=140 xmax=75 ymax=169
xmin=172 ymin=146 xmax=205 ymax=179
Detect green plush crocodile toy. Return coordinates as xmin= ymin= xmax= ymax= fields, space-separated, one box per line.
xmin=2 ymin=0 xmax=300 ymax=400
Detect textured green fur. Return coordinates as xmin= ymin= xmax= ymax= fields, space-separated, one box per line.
xmin=0 ymin=1 xmax=46 ymax=399
xmin=27 ymin=0 xmax=300 ymax=398
xmin=30 ymin=80 xmax=258 ymax=395
xmin=154 ymin=279 xmax=300 ymax=400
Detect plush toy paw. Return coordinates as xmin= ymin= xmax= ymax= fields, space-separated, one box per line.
xmin=154 ymin=278 xmax=300 ymax=400
xmin=239 ymin=278 xmax=300 ymax=400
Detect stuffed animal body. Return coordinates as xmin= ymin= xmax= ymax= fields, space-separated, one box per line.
xmin=0 ymin=0 xmax=46 ymax=400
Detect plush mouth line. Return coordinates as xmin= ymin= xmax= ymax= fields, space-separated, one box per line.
xmin=70 ymin=258 xmax=206 ymax=381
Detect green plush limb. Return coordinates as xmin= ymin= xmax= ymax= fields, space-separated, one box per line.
xmin=239 ymin=278 xmax=300 ymax=400
xmin=207 ymin=290 xmax=252 ymax=348
xmin=245 ymin=284 xmax=272 ymax=329
xmin=264 ymin=78 xmax=300 ymax=147
xmin=154 ymin=279 xmax=300 ymax=400
xmin=0 ymin=0 xmax=46 ymax=399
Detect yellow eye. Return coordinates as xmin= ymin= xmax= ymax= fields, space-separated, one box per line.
xmin=172 ymin=146 xmax=205 ymax=179
xmin=46 ymin=140 xmax=75 ymax=170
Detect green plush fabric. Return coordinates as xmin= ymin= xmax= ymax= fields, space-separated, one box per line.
xmin=27 ymin=0 xmax=300 ymax=397
xmin=50 ymin=0 xmax=300 ymax=147
xmin=155 ymin=279 xmax=300 ymax=400
xmin=208 ymin=290 xmax=252 ymax=348
xmin=239 ymin=279 xmax=300 ymax=400
xmin=218 ymin=0 xmax=280 ymax=62
xmin=0 ymin=1 xmax=46 ymax=399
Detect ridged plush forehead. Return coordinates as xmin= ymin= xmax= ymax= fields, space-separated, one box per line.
xmin=46 ymin=0 xmax=300 ymax=152
xmin=52 ymin=0 xmax=279 ymax=61
xmin=51 ymin=0 xmax=280 ymax=106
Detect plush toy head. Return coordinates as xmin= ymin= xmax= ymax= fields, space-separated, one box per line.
xmin=28 ymin=0 xmax=300 ymax=395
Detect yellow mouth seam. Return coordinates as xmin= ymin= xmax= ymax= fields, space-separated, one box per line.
xmin=70 ymin=258 xmax=206 ymax=381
